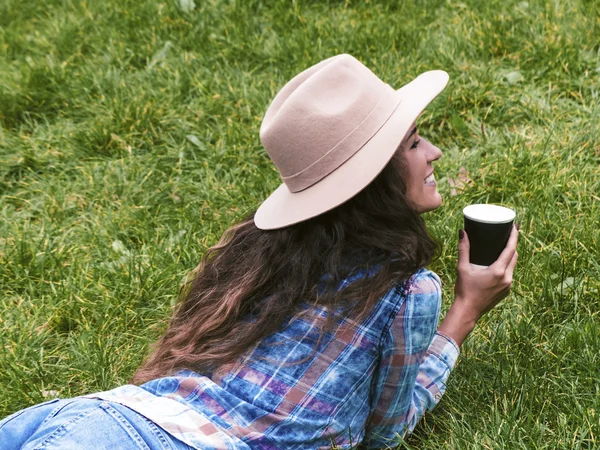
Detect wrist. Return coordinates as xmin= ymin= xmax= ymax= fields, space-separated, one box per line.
xmin=438 ymin=302 xmax=478 ymax=347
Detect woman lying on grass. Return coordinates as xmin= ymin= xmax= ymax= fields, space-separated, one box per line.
xmin=0 ymin=54 xmax=518 ymax=450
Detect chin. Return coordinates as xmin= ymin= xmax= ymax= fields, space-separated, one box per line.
xmin=417 ymin=196 xmax=443 ymax=214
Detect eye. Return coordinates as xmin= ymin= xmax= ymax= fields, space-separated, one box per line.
xmin=410 ymin=139 xmax=421 ymax=149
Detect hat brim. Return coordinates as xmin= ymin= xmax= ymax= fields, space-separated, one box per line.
xmin=254 ymin=70 xmax=449 ymax=230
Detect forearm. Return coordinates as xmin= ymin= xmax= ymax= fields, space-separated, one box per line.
xmin=365 ymin=333 xmax=460 ymax=448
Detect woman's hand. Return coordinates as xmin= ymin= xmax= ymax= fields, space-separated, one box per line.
xmin=438 ymin=225 xmax=519 ymax=346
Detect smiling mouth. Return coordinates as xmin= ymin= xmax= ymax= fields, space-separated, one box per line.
xmin=424 ymin=173 xmax=435 ymax=184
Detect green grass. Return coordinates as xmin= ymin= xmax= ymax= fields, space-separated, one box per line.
xmin=1 ymin=0 xmax=599 ymax=448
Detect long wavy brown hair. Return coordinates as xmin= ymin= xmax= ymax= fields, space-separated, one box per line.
xmin=132 ymin=151 xmax=439 ymax=384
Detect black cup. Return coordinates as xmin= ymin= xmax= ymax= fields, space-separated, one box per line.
xmin=463 ymin=204 xmax=515 ymax=267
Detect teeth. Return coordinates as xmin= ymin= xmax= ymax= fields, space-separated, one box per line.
xmin=424 ymin=173 xmax=435 ymax=184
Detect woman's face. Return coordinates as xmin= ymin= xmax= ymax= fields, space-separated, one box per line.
xmin=397 ymin=123 xmax=443 ymax=213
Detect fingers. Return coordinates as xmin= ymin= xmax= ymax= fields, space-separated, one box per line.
xmin=493 ymin=225 xmax=519 ymax=268
xmin=505 ymin=250 xmax=518 ymax=280
xmin=457 ymin=229 xmax=471 ymax=270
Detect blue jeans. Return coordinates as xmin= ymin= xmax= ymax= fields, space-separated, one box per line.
xmin=0 ymin=398 xmax=195 ymax=450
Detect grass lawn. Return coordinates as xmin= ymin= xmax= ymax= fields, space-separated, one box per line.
xmin=1 ymin=0 xmax=599 ymax=448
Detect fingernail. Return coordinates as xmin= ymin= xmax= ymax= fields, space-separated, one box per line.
xmin=458 ymin=229 xmax=465 ymax=240
xmin=515 ymin=222 xmax=520 ymax=231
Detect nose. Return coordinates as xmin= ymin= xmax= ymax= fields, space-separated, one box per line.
xmin=425 ymin=140 xmax=442 ymax=163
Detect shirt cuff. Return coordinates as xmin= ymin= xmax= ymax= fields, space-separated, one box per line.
xmin=428 ymin=332 xmax=460 ymax=370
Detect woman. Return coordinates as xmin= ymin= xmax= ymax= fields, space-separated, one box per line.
xmin=0 ymin=54 xmax=517 ymax=449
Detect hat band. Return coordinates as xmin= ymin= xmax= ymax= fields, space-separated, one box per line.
xmin=281 ymin=86 xmax=401 ymax=193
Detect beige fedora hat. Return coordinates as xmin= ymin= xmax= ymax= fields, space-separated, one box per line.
xmin=254 ymin=54 xmax=448 ymax=230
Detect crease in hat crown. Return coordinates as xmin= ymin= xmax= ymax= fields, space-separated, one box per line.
xmin=260 ymin=54 xmax=402 ymax=193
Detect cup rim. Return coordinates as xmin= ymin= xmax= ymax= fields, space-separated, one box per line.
xmin=463 ymin=204 xmax=516 ymax=224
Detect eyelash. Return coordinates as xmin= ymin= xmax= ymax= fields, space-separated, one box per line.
xmin=410 ymin=139 xmax=421 ymax=149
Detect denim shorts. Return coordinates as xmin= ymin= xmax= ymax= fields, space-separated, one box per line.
xmin=0 ymin=398 xmax=195 ymax=450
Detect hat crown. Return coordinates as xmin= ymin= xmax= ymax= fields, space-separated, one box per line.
xmin=260 ymin=54 xmax=398 ymax=192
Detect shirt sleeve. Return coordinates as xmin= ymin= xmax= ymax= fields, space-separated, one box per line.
xmin=363 ymin=270 xmax=460 ymax=449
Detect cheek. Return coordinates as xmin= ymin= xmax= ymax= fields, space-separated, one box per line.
xmin=402 ymin=157 xmax=418 ymax=181
xmin=403 ymin=159 xmax=423 ymax=194
xmin=404 ymin=178 xmax=422 ymax=206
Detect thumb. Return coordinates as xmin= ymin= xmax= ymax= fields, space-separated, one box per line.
xmin=457 ymin=229 xmax=471 ymax=269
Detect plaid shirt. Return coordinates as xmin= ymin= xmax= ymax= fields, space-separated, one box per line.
xmin=86 ymin=268 xmax=459 ymax=449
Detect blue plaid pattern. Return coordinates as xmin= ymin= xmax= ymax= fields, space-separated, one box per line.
xmin=88 ymin=268 xmax=459 ymax=449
